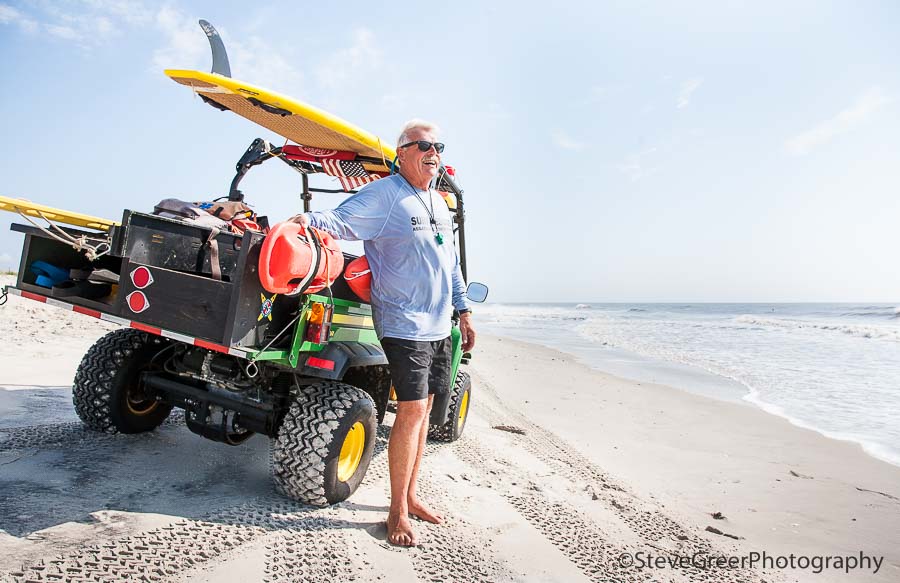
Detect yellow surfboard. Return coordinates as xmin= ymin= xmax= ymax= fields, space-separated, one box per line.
xmin=164 ymin=70 xmax=397 ymax=174
xmin=0 ymin=195 xmax=117 ymax=231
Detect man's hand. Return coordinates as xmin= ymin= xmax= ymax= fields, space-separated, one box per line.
xmin=288 ymin=213 xmax=310 ymax=228
xmin=459 ymin=312 xmax=476 ymax=352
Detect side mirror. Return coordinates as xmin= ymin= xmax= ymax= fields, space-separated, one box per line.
xmin=466 ymin=282 xmax=489 ymax=303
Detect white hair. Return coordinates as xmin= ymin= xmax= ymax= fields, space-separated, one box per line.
xmin=397 ymin=119 xmax=440 ymax=147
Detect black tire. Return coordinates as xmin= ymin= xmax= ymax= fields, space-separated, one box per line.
xmin=73 ymin=329 xmax=173 ymax=434
xmin=271 ymin=382 xmax=377 ymax=506
xmin=428 ymin=370 xmax=472 ymax=442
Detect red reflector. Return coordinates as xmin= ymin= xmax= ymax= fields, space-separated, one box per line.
xmin=126 ymin=291 xmax=149 ymax=313
xmin=304 ymin=304 xmax=333 ymax=344
xmin=131 ymin=266 xmax=154 ymax=289
xmin=306 ymin=357 xmax=335 ymax=371
xmin=304 ymin=322 xmax=322 ymax=343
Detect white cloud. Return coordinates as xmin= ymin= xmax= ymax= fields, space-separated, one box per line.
xmin=551 ymin=130 xmax=584 ymax=151
xmin=3 ymin=2 xmax=303 ymax=93
xmin=0 ymin=3 xmax=38 ymax=32
xmin=2 ymin=1 xmax=126 ymax=46
xmin=45 ymin=23 xmax=80 ymax=40
xmin=619 ymin=146 xmax=658 ymax=182
xmin=0 ymin=1 xmax=161 ymax=48
xmin=0 ymin=3 xmax=15 ymax=21
xmin=151 ymin=6 xmax=209 ymax=70
xmin=677 ymin=77 xmax=703 ymax=109
xmin=315 ymin=28 xmax=383 ymax=91
xmin=785 ymin=87 xmax=892 ymax=156
xmin=40 ymin=3 xmax=124 ymax=43
xmin=150 ymin=7 xmax=305 ymax=97
xmin=229 ymin=36 xmax=304 ymax=97
xmin=93 ymin=15 xmax=114 ymax=36
xmin=82 ymin=0 xmax=153 ymax=25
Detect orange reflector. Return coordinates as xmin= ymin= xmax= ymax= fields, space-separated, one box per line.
xmin=307 ymin=356 xmax=335 ymax=370
xmin=309 ymin=302 xmax=326 ymax=324
xmin=304 ymin=303 xmax=333 ymax=344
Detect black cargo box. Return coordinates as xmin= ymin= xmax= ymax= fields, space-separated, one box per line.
xmin=12 ymin=211 xmax=301 ymax=348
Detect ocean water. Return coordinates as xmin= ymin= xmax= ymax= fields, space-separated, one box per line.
xmin=478 ymin=303 xmax=900 ymax=467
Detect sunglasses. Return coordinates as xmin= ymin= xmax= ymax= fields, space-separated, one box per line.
xmin=399 ymin=140 xmax=445 ymax=153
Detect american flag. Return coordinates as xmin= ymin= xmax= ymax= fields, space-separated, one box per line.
xmin=320 ymin=159 xmax=380 ymax=191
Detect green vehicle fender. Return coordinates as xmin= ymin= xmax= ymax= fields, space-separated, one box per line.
xmin=429 ymin=323 xmax=464 ymax=427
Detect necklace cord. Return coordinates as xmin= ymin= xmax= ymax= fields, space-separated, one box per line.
xmin=398 ymin=174 xmax=438 ymax=231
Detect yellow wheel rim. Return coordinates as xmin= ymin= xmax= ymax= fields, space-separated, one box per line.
xmin=126 ymin=387 xmax=158 ymax=416
xmin=457 ymin=389 xmax=470 ymax=432
xmin=127 ymin=399 xmax=158 ymax=416
xmin=337 ymin=422 xmax=366 ymax=482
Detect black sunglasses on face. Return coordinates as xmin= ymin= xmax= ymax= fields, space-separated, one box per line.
xmin=399 ymin=140 xmax=445 ymax=153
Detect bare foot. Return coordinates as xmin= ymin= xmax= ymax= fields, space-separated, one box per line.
xmin=408 ymin=497 xmax=444 ymax=524
xmin=387 ymin=512 xmax=418 ymax=547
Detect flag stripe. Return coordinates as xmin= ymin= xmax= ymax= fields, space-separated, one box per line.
xmin=321 ymin=159 xmax=383 ymax=191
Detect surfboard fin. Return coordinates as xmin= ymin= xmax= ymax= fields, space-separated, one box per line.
xmin=199 ymin=19 xmax=231 ymax=78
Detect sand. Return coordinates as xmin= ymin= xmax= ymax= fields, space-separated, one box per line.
xmin=1 ymin=274 xmax=898 ymax=582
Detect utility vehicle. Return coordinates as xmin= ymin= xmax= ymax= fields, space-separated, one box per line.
xmin=0 ymin=21 xmax=486 ymax=505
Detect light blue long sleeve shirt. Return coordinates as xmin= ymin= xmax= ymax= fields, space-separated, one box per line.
xmin=307 ymin=174 xmax=469 ymax=341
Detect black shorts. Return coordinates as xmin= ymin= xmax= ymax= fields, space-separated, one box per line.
xmin=380 ymin=336 xmax=452 ymax=402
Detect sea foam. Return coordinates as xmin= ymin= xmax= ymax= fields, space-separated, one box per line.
xmin=479 ymin=302 xmax=900 ymax=469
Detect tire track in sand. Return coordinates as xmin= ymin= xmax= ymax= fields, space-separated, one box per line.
xmin=3 ymin=418 xmax=508 ymax=583
xmin=2 ymin=373 xmax=772 ymax=583
xmin=450 ymin=373 xmax=774 ymax=583
xmin=4 ymin=499 xmax=366 ymax=583
xmin=1 ymin=417 xmax=368 ymax=583
xmin=373 ymin=420 xmax=517 ymax=582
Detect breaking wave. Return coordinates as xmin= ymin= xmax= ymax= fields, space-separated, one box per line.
xmin=733 ymin=315 xmax=900 ymax=342
xmin=479 ymin=301 xmax=900 ymax=469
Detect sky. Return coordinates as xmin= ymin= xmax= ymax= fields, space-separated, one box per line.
xmin=1 ymin=0 xmax=899 ymax=302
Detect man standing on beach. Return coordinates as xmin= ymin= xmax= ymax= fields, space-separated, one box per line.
xmin=290 ymin=119 xmax=475 ymax=546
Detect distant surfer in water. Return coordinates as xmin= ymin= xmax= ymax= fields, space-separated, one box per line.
xmin=291 ymin=119 xmax=475 ymax=546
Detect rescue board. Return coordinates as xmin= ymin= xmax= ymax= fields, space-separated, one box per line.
xmin=164 ymin=70 xmax=396 ymax=174
xmin=0 ymin=195 xmax=117 ymax=231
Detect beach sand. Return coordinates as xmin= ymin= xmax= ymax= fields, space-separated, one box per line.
xmin=1 ymin=275 xmax=898 ymax=582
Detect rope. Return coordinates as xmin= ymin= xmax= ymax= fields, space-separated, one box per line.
xmin=15 ymin=208 xmax=111 ymax=261
xmin=318 ymin=229 xmax=335 ymax=309
xmin=249 ymin=228 xmax=336 ymax=363
xmin=376 ymin=137 xmax=388 ymax=170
